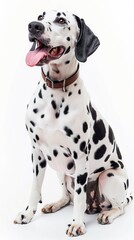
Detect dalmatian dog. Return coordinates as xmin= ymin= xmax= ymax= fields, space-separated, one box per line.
xmin=14 ymin=10 xmax=133 ymax=237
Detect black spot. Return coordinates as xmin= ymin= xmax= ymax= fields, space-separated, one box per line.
xmin=51 ymin=94 xmax=53 ymax=98
xmin=93 ymin=167 xmax=105 ymax=174
xmin=35 ymin=134 xmax=39 ymax=141
xmin=73 ymin=151 xmax=78 ymax=159
xmin=74 ymin=83 xmax=77 ymax=86
xmin=55 ymin=112 xmax=60 ymax=118
xmin=63 ymin=152 xmax=70 ymax=157
xmin=30 ymin=128 xmax=33 ymax=133
xmin=130 ymin=196 xmax=133 ymax=200
xmin=107 ymin=173 xmax=114 ymax=177
xmin=127 ymin=198 xmax=129 ymax=203
xmin=124 ymin=182 xmax=127 ymax=190
xmin=64 ymin=126 xmax=73 ymax=136
xmin=118 ymin=160 xmax=124 ymax=169
xmin=62 ymin=12 xmax=66 ymax=16
xmin=36 ymin=165 xmax=39 ymax=176
xmin=65 ymin=60 xmax=70 ymax=64
xmin=89 ymin=102 xmax=97 ymax=121
xmin=21 ymin=215 xmax=25 ymax=220
xmin=68 ymin=91 xmax=72 ymax=96
xmin=57 ymin=12 xmax=61 ymax=16
xmin=108 ymin=126 xmax=115 ymax=144
xmin=51 ymin=100 xmax=57 ymax=110
xmin=67 ymin=161 xmax=74 ymax=170
xmin=83 ymin=122 xmax=88 ymax=133
xmin=93 ymin=120 xmax=106 ymax=144
xmin=30 ymin=121 xmax=35 ymax=127
xmin=88 ymin=141 xmax=91 ymax=153
xmin=33 ymin=139 xmax=36 ymax=143
xmin=40 ymin=160 xmax=46 ymax=168
xmin=25 ymin=125 xmax=28 ymax=131
xmin=38 ymin=89 xmax=43 ymax=99
xmin=25 ymin=206 xmax=29 ymax=211
xmin=78 ymin=89 xmax=81 ymax=94
xmin=38 ymin=156 xmax=41 ymax=161
xmin=34 ymin=98 xmax=36 ymax=103
xmin=94 ymin=145 xmax=107 ymax=160
xmin=112 ymin=142 xmax=116 ymax=152
xmin=77 ymin=172 xmax=88 ymax=185
xmin=62 ymin=98 xmax=65 ymax=102
xmin=74 ymin=135 xmax=80 ymax=144
xmin=64 ymin=46 xmax=70 ymax=55
xmin=64 ymin=105 xmax=69 ymax=114
xmin=86 ymin=105 xmax=90 ymax=114
xmin=110 ymin=160 xmax=119 ymax=169
xmin=80 ymin=141 xmax=86 ymax=153
xmin=47 ymin=155 xmax=52 ymax=161
xmin=116 ymin=145 xmax=122 ymax=159
xmin=41 ymin=114 xmax=45 ymax=118
xmin=126 ymin=179 xmax=129 ymax=188
xmin=104 ymin=154 xmax=110 ymax=162
xmin=31 ymin=154 xmax=33 ymax=162
xmin=43 ymin=84 xmax=47 ymax=90
xmin=67 ymin=37 xmax=70 ymax=41
xmin=76 ymin=188 xmax=81 ymax=194
xmin=53 ymin=149 xmax=58 ymax=157
xmin=33 ymin=108 xmax=38 ymax=113
xmin=92 ymin=134 xmax=98 ymax=144
xmin=68 ymin=27 xmax=71 ymax=31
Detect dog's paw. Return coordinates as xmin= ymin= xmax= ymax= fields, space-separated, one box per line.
xmin=66 ymin=221 xmax=86 ymax=237
xmin=14 ymin=207 xmax=36 ymax=224
xmin=42 ymin=198 xmax=70 ymax=213
xmin=42 ymin=203 xmax=60 ymax=213
xmin=97 ymin=211 xmax=113 ymax=225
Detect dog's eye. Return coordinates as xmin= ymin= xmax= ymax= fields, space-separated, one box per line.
xmin=58 ymin=18 xmax=66 ymax=24
xmin=38 ymin=15 xmax=44 ymax=21
xmin=55 ymin=17 xmax=67 ymax=24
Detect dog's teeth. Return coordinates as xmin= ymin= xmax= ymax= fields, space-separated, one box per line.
xmin=50 ymin=47 xmax=58 ymax=56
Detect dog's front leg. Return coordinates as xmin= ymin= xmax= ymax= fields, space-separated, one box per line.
xmin=66 ymin=155 xmax=88 ymax=237
xmin=14 ymin=148 xmax=46 ymax=224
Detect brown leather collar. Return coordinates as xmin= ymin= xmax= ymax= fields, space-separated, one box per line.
xmin=41 ymin=64 xmax=79 ymax=91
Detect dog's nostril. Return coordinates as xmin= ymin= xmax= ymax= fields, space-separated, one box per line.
xmin=28 ymin=21 xmax=44 ymax=35
xmin=35 ymin=24 xmax=41 ymax=31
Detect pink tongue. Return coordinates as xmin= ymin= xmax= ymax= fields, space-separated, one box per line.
xmin=25 ymin=47 xmax=49 ymax=67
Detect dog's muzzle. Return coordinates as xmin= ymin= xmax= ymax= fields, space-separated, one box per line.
xmin=26 ymin=21 xmax=65 ymax=67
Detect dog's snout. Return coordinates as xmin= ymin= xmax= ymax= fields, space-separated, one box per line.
xmin=28 ymin=21 xmax=44 ymax=35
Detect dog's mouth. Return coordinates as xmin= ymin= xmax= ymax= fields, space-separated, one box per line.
xmin=26 ymin=39 xmax=65 ymax=67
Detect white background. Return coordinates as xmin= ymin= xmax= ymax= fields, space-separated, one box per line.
xmin=0 ymin=0 xmax=134 ymax=239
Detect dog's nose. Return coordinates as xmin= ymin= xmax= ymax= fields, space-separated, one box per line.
xmin=28 ymin=21 xmax=44 ymax=35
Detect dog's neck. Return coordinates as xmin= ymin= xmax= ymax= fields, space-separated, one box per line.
xmin=42 ymin=56 xmax=78 ymax=81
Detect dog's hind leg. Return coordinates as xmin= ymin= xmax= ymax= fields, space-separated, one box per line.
xmin=97 ymin=169 xmax=129 ymax=224
xmin=42 ymin=173 xmax=70 ymax=213
xmin=14 ymin=148 xmax=46 ymax=224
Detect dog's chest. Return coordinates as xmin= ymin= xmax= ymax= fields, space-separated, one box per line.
xmin=25 ymin=79 xmax=90 ymax=174
xmin=26 ymin=79 xmax=89 ymax=149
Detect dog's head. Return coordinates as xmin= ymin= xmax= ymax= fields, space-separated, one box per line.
xmin=26 ymin=10 xmax=100 ymax=67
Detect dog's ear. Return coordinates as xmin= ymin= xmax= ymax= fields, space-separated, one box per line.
xmin=74 ymin=15 xmax=100 ymax=62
